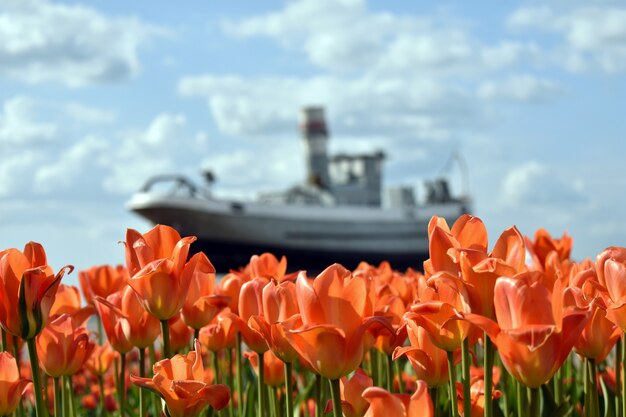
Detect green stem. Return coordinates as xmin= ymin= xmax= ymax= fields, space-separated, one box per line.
xmin=618 ymin=337 xmax=623 ymax=417
xmin=589 ymin=359 xmax=600 ymax=417
xmin=621 ymin=338 xmax=626 ymax=417
xmin=26 ymin=337 xmax=47 ymax=417
xmin=53 ymin=377 xmax=62 ymax=417
xmin=258 ymin=352 xmax=267 ymax=417
xmin=483 ymin=335 xmax=494 ymax=417
xmin=284 ymin=361 xmax=293 ymax=417
xmin=269 ymin=386 xmax=278 ymax=417
xmin=213 ymin=351 xmax=220 ymax=384
xmin=97 ymin=315 xmax=104 ymax=345
xmin=516 ymin=380 xmax=525 ymax=417
xmin=554 ymin=367 xmax=563 ymax=406
xmin=461 ymin=338 xmax=471 ymax=417
xmin=584 ymin=358 xmax=590 ymax=417
xmin=226 ymin=348 xmax=234 ymax=417
xmin=139 ymin=348 xmax=147 ymax=417
xmin=386 ymin=354 xmax=394 ymax=392
xmin=315 ymin=374 xmax=322 ymax=417
xmin=160 ymin=320 xmax=171 ymax=359
xmin=13 ymin=335 xmax=24 ymax=417
xmin=65 ymin=375 xmax=76 ymax=417
xmin=98 ymin=374 xmax=107 ymax=417
xmin=236 ymin=334 xmax=244 ymax=417
xmin=194 ymin=328 xmax=200 ymax=343
xmin=329 ymin=378 xmax=342 ymax=417
xmin=118 ymin=353 xmax=126 ymax=417
xmin=528 ymin=386 xmax=540 ymax=417
xmin=62 ymin=374 xmax=70 ymax=417
xmin=430 ymin=387 xmax=439 ymax=417
xmin=394 ymin=360 xmax=404 ymax=394
xmin=0 ymin=328 xmax=6 ymax=352
xmin=447 ymin=350 xmax=459 ymax=417
xmin=370 ymin=349 xmax=379 ymax=387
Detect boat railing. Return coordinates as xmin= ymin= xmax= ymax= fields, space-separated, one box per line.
xmin=139 ymin=175 xmax=206 ymax=198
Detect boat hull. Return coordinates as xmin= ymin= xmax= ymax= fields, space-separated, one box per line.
xmin=128 ymin=192 xmax=465 ymax=273
xmin=190 ymin=236 xmax=429 ymax=274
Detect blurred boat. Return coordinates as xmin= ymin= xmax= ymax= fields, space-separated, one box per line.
xmin=127 ymin=106 xmax=471 ymax=272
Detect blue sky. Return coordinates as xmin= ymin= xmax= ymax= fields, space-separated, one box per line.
xmin=1 ymin=0 xmax=625 ymax=285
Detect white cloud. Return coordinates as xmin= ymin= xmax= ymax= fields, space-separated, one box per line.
xmin=0 ymin=149 xmax=43 ymax=197
xmin=64 ymin=103 xmax=116 ymax=124
xmin=143 ymin=114 xmax=186 ymax=146
xmin=178 ymin=73 xmax=478 ymax=143
xmin=103 ymin=113 xmax=201 ymax=194
xmin=33 ymin=135 xmax=109 ymax=193
xmin=508 ymin=5 xmax=626 ymax=72
xmin=0 ymin=96 xmax=56 ymax=144
xmin=500 ymin=161 xmax=587 ymax=208
xmin=478 ymin=75 xmax=564 ymax=102
xmin=0 ymin=0 xmax=167 ymax=86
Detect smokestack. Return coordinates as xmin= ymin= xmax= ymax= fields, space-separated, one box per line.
xmin=300 ymin=106 xmax=330 ymax=188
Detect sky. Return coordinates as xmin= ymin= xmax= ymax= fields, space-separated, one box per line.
xmin=1 ymin=0 xmax=625 ymax=285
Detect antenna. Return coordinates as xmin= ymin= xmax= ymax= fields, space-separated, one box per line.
xmin=440 ymin=152 xmax=470 ymax=198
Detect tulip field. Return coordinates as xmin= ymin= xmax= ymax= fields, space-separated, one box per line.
xmin=2 ymin=214 xmax=626 ymax=417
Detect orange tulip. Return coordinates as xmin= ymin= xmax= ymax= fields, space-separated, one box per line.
xmin=393 ymin=321 xmax=450 ymax=387
xmin=248 ymin=279 xmax=301 ymax=363
xmin=85 ymin=342 xmax=118 ymax=376
xmin=425 ymin=215 xmax=526 ymax=320
xmin=424 ymin=214 xmax=488 ymax=276
xmin=130 ymin=340 xmax=230 ymax=417
xmin=0 ymin=352 xmax=32 ymax=415
xmin=0 ymin=242 xmax=72 ymax=339
xmin=218 ymin=271 xmax=248 ymax=315
xmin=199 ymin=313 xmax=238 ymax=352
xmin=340 ymin=368 xmax=373 ymax=417
xmin=182 ymin=252 xmax=230 ymax=330
xmin=526 ymin=228 xmax=572 ymax=270
xmin=362 ymin=381 xmax=433 ymax=417
xmin=244 ymin=350 xmax=285 ymax=387
xmin=245 ymin=253 xmax=288 ymax=281
xmin=36 ymin=313 xmax=95 ymax=377
xmin=595 ymin=247 xmax=626 ymax=332
xmin=125 ymin=224 xmax=208 ymax=320
xmin=405 ymin=272 xmax=471 ymax=352
xmin=455 ymin=368 xmax=502 ymax=417
xmin=168 ymin=313 xmax=194 ymax=354
xmin=49 ymin=284 xmax=95 ymax=328
xmin=464 ymin=273 xmax=590 ymax=388
xmin=79 ymin=265 xmax=127 ymax=306
xmin=566 ymin=267 xmax=620 ymax=361
xmin=93 ymin=293 xmax=133 ymax=354
xmin=238 ymin=277 xmax=270 ymax=353
xmin=286 ymin=264 xmax=393 ymax=380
